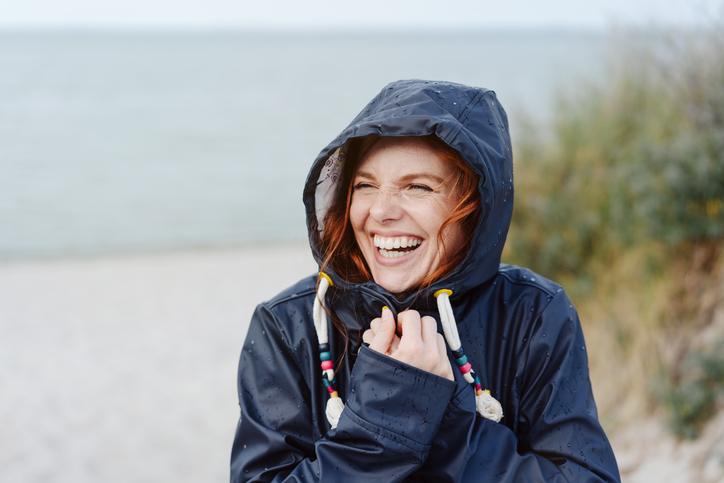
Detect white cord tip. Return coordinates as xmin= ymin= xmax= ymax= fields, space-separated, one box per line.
xmin=476 ymin=391 xmax=503 ymax=422
xmin=326 ymin=397 xmax=345 ymax=429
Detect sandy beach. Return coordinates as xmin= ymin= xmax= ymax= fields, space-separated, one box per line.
xmin=2 ymin=243 xmax=723 ymax=482
xmin=0 ymin=243 xmax=317 ymax=483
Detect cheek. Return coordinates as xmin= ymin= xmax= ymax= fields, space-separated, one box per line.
xmin=425 ymin=202 xmax=462 ymax=254
xmin=418 ymin=201 xmax=452 ymax=237
xmin=349 ymin=197 xmax=366 ymax=236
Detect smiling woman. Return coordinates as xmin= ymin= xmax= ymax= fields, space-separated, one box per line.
xmin=230 ymin=80 xmax=621 ymax=482
xmin=321 ymin=135 xmax=479 ymax=296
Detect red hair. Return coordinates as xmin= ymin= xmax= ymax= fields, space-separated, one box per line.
xmin=317 ymin=134 xmax=481 ymax=296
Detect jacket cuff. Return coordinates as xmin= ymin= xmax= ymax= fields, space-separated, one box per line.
xmin=344 ymin=346 xmax=457 ymax=446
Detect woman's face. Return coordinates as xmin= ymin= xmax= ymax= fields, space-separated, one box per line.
xmin=349 ymin=138 xmax=464 ymax=294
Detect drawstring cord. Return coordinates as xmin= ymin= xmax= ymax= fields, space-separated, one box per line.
xmin=434 ymin=289 xmax=503 ymax=422
xmin=313 ymin=273 xmax=345 ymax=428
xmin=313 ymin=273 xmax=503 ymax=429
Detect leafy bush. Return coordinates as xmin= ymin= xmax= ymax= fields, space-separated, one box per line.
xmin=507 ymin=25 xmax=724 ymax=286
xmin=655 ymin=340 xmax=724 ymax=439
xmin=504 ymin=21 xmax=724 ymax=435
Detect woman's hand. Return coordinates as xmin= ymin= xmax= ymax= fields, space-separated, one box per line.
xmin=362 ymin=307 xmax=454 ymax=381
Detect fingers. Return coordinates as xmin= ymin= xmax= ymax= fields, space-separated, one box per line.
xmin=368 ymin=307 xmax=396 ymax=354
xmin=397 ymin=310 xmax=422 ymax=348
xmin=397 ymin=313 xmax=438 ymax=348
xmin=362 ymin=328 xmax=374 ymax=345
xmin=365 ymin=309 xmax=453 ymax=381
xmin=420 ymin=315 xmax=438 ymax=345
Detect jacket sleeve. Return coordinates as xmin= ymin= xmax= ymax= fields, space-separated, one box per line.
xmin=451 ymin=289 xmax=620 ymax=482
xmin=230 ymin=303 xmax=458 ymax=483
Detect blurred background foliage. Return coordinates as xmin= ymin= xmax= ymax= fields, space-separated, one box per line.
xmin=504 ymin=18 xmax=724 ymax=438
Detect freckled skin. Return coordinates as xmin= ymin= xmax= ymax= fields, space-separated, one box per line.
xmin=349 ymin=137 xmax=464 ymax=295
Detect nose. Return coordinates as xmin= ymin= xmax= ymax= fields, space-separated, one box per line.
xmin=369 ymin=188 xmax=404 ymax=223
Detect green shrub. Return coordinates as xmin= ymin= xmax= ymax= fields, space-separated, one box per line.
xmin=655 ymin=341 xmax=724 ymax=439
xmin=507 ymin=24 xmax=724 ymax=286
xmin=505 ymin=21 xmax=724 ymax=435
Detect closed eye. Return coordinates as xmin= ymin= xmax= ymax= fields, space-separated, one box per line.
xmin=409 ymin=184 xmax=433 ymax=192
xmin=353 ymin=182 xmax=375 ymax=191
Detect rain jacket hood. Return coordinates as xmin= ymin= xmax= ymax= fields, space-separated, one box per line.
xmin=304 ymin=79 xmax=514 ymax=304
xmin=232 ymin=80 xmax=620 ymax=483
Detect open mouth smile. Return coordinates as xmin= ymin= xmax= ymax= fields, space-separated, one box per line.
xmin=373 ymin=235 xmax=422 ymax=258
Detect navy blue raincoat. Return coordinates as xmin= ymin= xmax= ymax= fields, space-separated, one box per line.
xmin=231 ymin=80 xmax=620 ymax=482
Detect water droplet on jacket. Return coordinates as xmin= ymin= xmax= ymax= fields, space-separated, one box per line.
xmin=530 ymin=278 xmax=536 ymax=282
xmin=488 ymin=119 xmax=493 ymax=125
xmin=250 ymin=340 xmax=255 ymax=345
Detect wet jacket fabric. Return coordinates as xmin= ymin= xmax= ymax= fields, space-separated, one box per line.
xmin=230 ymin=80 xmax=620 ymax=482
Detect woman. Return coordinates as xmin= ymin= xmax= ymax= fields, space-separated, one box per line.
xmin=230 ymin=80 xmax=620 ymax=482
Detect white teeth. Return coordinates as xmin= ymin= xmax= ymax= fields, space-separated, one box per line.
xmin=374 ymin=235 xmax=422 ymax=249
xmin=379 ymin=248 xmax=413 ymax=258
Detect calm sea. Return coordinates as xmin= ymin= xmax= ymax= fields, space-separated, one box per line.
xmin=0 ymin=31 xmax=605 ymax=261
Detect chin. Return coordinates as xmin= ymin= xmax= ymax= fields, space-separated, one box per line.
xmin=373 ymin=271 xmax=420 ymax=296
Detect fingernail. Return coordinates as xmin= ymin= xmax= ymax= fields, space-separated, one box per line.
xmin=381 ymin=306 xmax=390 ymax=318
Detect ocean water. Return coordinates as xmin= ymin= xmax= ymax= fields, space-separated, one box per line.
xmin=0 ymin=31 xmax=605 ymax=261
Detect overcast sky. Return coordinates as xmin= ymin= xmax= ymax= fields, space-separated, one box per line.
xmin=1 ymin=0 xmax=723 ymax=31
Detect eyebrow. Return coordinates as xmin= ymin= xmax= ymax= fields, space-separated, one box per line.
xmin=354 ymin=170 xmax=447 ymax=184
